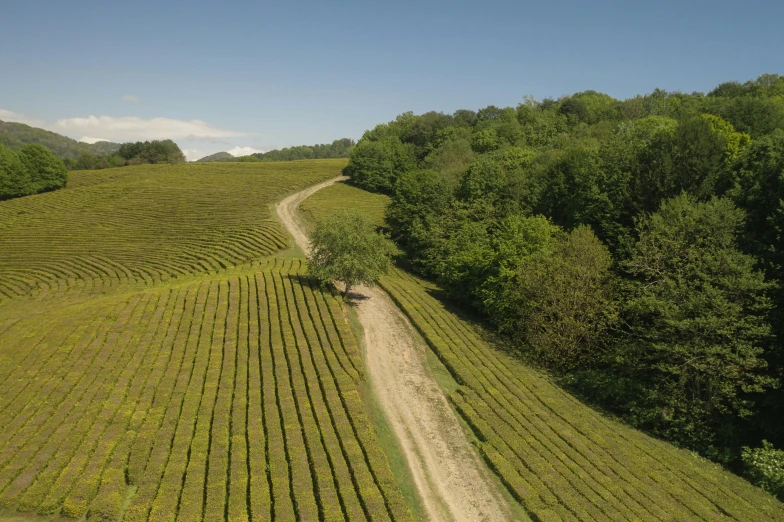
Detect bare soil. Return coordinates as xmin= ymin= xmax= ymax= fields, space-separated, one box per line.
xmin=276 ymin=178 xmax=514 ymax=521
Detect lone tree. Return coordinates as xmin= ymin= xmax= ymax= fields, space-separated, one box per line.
xmin=308 ymin=210 xmax=394 ymax=298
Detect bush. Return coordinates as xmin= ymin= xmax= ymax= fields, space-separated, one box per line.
xmin=18 ymin=144 xmax=68 ymax=193
xmin=0 ymin=143 xmax=30 ymax=199
xmin=493 ymin=224 xmax=616 ymax=369
xmin=308 ymin=210 xmax=394 ymax=298
xmin=742 ymin=441 xmax=784 ymax=500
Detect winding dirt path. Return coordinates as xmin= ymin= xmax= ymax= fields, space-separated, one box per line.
xmin=276 ymin=177 xmax=514 ymax=522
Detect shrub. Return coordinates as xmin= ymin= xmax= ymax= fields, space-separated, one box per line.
xmin=742 ymin=441 xmax=784 ymax=500
xmin=18 ymin=144 xmax=68 ymax=193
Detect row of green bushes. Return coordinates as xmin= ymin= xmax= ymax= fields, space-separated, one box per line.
xmin=380 ymin=270 xmax=784 ymax=517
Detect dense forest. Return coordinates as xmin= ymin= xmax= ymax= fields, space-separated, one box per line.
xmin=65 ymin=139 xmax=186 ymax=170
xmin=196 ymin=138 xmax=355 ymax=163
xmin=0 ymin=120 xmax=120 ymax=159
xmin=344 ymin=74 xmax=784 ymax=498
xmin=0 ymin=143 xmax=68 ymax=199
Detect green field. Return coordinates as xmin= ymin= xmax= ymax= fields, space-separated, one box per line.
xmin=0 ymin=159 xmax=347 ymax=301
xmin=302 ymin=181 xmax=784 ymax=521
xmin=0 ymin=161 xmax=415 ymax=521
xmin=299 ymin=181 xmax=391 ymax=230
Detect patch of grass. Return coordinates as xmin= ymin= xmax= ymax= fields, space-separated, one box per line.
xmin=299 ymin=180 xmax=391 ymax=230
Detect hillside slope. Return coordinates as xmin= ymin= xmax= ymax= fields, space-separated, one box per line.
xmin=0 ymin=260 xmax=411 ymax=521
xmin=0 ymin=159 xmax=348 ymax=301
xmin=0 ymin=120 xmax=120 ymax=159
xmin=195 ymin=151 xmax=235 ymax=162
xmin=302 ymin=180 xmax=784 ymax=521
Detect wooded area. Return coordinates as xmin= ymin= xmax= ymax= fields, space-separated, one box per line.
xmin=344 ymin=74 xmax=784 ymax=498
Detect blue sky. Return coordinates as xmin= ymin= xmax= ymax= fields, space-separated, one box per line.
xmin=1 ymin=0 xmax=782 ymax=160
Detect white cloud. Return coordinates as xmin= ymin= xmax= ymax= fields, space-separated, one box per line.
xmin=54 ymin=115 xmax=247 ymax=142
xmin=182 ymin=149 xmax=208 ymax=162
xmin=1 ymin=108 xmax=260 ymax=164
xmin=227 ymin=146 xmax=263 ymax=157
xmin=79 ymin=136 xmax=110 ymax=144
xmin=123 ymin=95 xmax=140 ymax=103
xmin=0 ymin=109 xmax=47 ymax=128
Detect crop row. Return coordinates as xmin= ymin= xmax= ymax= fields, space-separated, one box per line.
xmin=379 ymin=269 xmax=784 ymax=521
xmin=0 ymin=160 xmax=345 ymax=301
xmin=0 ymin=259 xmax=411 ymax=520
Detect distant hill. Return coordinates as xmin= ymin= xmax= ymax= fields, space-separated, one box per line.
xmin=196 ymin=151 xmax=235 ymax=162
xmin=0 ymin=120 xmax=121 ymax=159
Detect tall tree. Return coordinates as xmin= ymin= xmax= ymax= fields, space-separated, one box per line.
xmin=308 ymin=211 xmax=394 ymax=298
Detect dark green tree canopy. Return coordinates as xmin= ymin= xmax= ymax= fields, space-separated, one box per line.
xmin=18 ymin=144 xmax=68 ymax=193
xmin=343 ymin=73 xmax=784 ymax=479
xmin=307 ymin=211 xmax=394 ymax=298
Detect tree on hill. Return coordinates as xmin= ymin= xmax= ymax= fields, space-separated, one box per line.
xmin=0 ymin=144 xmax=31 ymax=199
xmin=66 ymin=139 xmax=187 ymax=170
xmin=614 ymin=195 xmax=774 ymax=454
xmin=0 ymin=143 xmax=68 ymax=200
xmin=118 ymin=139 xmax=186 ymax=164
xmin=18 ymin=144 xmax=68 ymax=193
xmin=251 ymin=138 xmax=356 ymax=162
xmin=308 ymin=210 xmax=394 ymax=298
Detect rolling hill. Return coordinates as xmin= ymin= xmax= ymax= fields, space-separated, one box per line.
xmin=0 ymin=120 xmax=121 ymax=159
xmin=300 ymin=179 xmax=784 ymax=521
xmin=0 ymin=158 xmax=419 ymax=521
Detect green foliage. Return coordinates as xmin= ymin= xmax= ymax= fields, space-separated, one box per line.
xmin=248 ymin=138 xmax=355 ymax=162
xmin=307 ymin=210 xmax=394 ymax=297
xmin=490 ymin=225 xmax=616 ymax=369
xmin=346 ymin=73 xmax=784 ymax=464
xmin=379 ymin=269 xmax=784 ymax=520
xmin=18 ymin=144 xmax=67 ymax=193
xmin=0 ymin=143 xmax=68 ymax=200
xmin=0 ymin=257 xmax=413 ymax=520
xmin=343 ymin=136 xmax=416 ymax=193
xmin=558 ymin=90 xmax=620 ymax=125
xmin=0 ymin=119 xmax=120 ymax=159
xmin=742 ymin=441 xmax=784 ymax=500
xmin=118 ymin=139 xmax=186 ymax=164
xmin=617 ymin=195 xmax=775 ymax=451
xmin=67 ymin=139 xmax=186 ymax=171
xmin=0 ymin=144 xmax=31 ymax=200
xmin=0 ymin=159 xmax=348 ymax=299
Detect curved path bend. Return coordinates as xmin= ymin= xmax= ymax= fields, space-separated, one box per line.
xmin=276 ymin=177 xmax=514 ymax=522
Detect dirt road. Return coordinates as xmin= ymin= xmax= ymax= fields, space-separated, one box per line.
xmin=276 ymin=177 xmax=514 ymax=521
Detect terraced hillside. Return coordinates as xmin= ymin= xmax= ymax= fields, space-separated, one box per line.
xmin=0 ymin=259 xmax=411 ymax=521
xmin=0 ymin=159 xmax=346 ymax=301
xmin=380 ymin=270 xmax=784 ymax=521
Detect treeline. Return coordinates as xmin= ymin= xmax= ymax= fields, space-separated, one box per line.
xmin=0 ymin=143 xmax=68 ymax=200
xmin=65 ymin=139 xmax=186 ymax=170
xmin=250 ymin=138 xmax=355 ymax=162
xmin=345 ymin=74 xmax=784 ymax=497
